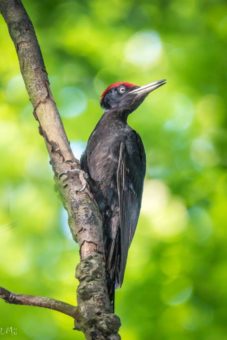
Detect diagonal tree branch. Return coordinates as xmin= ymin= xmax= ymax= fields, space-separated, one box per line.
xmin=0 ymin=287 xmax=77 ymax=318
xmin=0 ymin=0 xmax=120 ymax=338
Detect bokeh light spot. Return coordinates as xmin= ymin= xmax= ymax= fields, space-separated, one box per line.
xmin=125 ymin=31 xmax=163 ymax=68
xmin=142 ymin=180 xmax=188 ymax=238
xmin=191 ymin=137 xmax=218 ymax=168
xmin=59 ymin=87 xmax=87 ymax=118
xmin=6 ymin=74 xmax=26 ymax=103
xmin=162 ymin=277 xmax=193 ymax=306
xmin=164 ymin=93 xmax=194 ymax=131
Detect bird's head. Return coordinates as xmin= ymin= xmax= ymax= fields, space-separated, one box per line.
xmin=100 ymin=79 xmax=166 ymax=115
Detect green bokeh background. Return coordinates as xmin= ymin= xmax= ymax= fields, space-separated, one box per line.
xmin=0 ymin=0 xmax=227 ymax=339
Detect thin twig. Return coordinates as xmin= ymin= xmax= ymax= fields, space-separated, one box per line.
xmin=0 ymin=287 xmax=77 ymax=318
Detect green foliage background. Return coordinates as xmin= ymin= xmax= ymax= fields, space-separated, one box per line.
xmin=0 ymin=0 xmax=227 ymax=339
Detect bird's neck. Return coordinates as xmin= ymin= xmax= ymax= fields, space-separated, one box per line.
xmin=103 ymin=108 xmax=128 ymax=123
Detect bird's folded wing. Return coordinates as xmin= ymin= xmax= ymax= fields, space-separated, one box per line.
xmin=116 ymin=142 xmax=140 ymax=286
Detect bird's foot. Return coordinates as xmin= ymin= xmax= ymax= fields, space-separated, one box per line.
xmin=77 ymin=169 xmax=88 ymax=192
xmin=58 ymin=169 xmax=88 ymax=192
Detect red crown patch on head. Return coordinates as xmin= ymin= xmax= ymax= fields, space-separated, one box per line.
xmin=101 ymin=82 xmax=136 ymax=100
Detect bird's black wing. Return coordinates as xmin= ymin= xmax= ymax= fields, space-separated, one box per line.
xmin=116 ymin=133 xmax=145 ymax=286
xmin=81 ymin=128 xmax=145 ymax=290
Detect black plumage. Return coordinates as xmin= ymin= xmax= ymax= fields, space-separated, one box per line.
xmin=81 ymin=79 xmax=166 ymax=309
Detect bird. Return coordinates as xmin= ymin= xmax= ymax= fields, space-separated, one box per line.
xmin=80 ymin=79 xmax=166 ymax=310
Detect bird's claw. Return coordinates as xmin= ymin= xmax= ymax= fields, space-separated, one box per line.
xmin=58 ymin=169 xmax=88 ymax=192
xmin=77 ymin=170 xmax=88 ymax=192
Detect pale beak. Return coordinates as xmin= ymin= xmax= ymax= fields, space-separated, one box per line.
xmin=130 ymin=79 xmax=166 ymax=96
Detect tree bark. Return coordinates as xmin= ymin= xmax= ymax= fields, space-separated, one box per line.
xmin=0 ymin=0 xmax=120 ymax=339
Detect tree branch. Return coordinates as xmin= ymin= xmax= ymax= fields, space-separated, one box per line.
xmin=0 ymin=287 xmax=77 ymax=318
xmin=0 ymin=0 xmax=120 ymax=338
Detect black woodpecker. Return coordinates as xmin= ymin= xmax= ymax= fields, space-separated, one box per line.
xmin=81 ymin=79 xmax=166 ymax=310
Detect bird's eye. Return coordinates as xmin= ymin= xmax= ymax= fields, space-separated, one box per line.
xmin=118 ymin=86 xmax=126 ymax=94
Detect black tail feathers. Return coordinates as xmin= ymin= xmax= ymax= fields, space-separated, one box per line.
xmin=107 ymin=274 xmax=115 ymax=312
